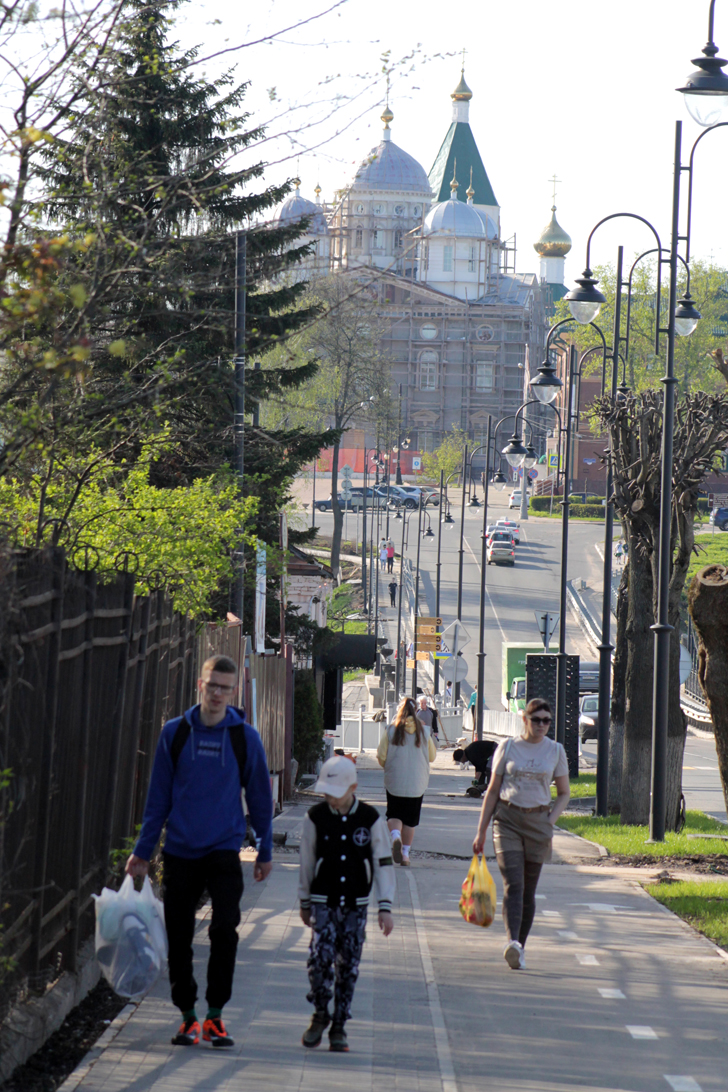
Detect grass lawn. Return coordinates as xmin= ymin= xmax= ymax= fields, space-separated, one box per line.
xmin=343 ymin=669 xmax=365 ymax=682
xmin=556 ymin=810 xmax=728 ymax=856
xmin=647 ymin=879 xmax=728 ymax=949
xmin=688 ymin=534 xmax=728 ymax=581
xmin=552 ymin=774 xmax=596 ymax=799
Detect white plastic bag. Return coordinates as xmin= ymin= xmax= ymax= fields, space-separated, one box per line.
xmin=93 ymin=874 xmax=167 ymax=998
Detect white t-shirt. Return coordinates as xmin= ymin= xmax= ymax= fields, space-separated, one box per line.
xmin=493 ymin=735 xmax=568 ymax=808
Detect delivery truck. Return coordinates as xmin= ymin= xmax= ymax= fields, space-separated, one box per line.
xmin=501 ymin=642 xmax=545 ymax=713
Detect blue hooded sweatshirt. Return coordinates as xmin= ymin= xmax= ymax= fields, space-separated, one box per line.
xmin=134 ymin=704 xmax=273 ymax=863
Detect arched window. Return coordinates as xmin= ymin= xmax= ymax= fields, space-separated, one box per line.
xmin=394 ymin=229 xmax=403 ymax=250
xmin=354 ymin=226 xmax=363 ymax=248
xmin=372 ymin=229 xmax=383 ymax=249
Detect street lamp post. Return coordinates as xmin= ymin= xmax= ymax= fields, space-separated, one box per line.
xmin=234 ymin=230 xmax=246 ymax=624
xmin=434 ymin=469 xmax=444 ymax=696
xmin=455 ymin=446 xmax=468 ymax=704
xmin=475 ymin=415 xmax=492 ymax=742
xmin=411 ymin=499 xmax=425 ymax=699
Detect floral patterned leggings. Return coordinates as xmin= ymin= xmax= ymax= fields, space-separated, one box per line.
xmin=307 ymin=905 xmax=367 ymax=1025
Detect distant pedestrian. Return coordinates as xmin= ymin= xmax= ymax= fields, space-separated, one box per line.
xmin=386 ymin=541 xmax=395 ymax=572
xmin=299 ymin=756 xmax=394 ymax=1052
xmin=416 ymin=696 xmax=437 ymax=749
xmin=377 ymin=696 xmax=436 ymax=866
xmin=445 ymin=680 xmax=453 ymax=704
xmin=126 ymin=655 xmax=273 ymax=1048
xmin=379 ymin=539 xmax=388 ymax=572
xmin=453 ymin=739 xmax=498 ymax=791
xmin=472 ymin=698 xmax=570 ymax=971
xmin=388 ymin=579 xmax=397 ymax=607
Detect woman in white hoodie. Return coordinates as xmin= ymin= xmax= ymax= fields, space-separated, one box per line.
xmin=376 ymin=696 xmax=436 ymax=865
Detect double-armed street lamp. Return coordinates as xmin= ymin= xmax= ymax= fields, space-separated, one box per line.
xmin=558 ymin=0 xmax=726 ymax=833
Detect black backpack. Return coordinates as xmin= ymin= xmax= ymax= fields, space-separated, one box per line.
xmin=169 ymin=709 xmax=248 ymax=786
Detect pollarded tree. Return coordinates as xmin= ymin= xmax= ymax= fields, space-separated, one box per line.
xmin=594 ymin=376 xmax=728 ymax=828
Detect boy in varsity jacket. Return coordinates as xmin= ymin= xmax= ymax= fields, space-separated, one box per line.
xmin=298 ymin=755 xmax=395 ymax=1053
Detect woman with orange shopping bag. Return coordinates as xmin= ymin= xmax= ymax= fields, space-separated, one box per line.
xmin=472 ymin=698 xmax=570 ymax=970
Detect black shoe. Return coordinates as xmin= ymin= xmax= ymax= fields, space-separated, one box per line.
xmin=302 ymin=1011 xmax=330 ymax=1048
xmin=329 ymin=1024 xmax=349 ymax=1052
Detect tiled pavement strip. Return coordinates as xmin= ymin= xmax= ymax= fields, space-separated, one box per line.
xmin=65 ymin=756 xmax=728 ymax=1092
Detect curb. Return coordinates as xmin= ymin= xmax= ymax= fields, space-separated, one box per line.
xmin=687 ymin=724 xmax=715 ymax=740
xmin=58 ymin=1001 xmax=138 ymax=1091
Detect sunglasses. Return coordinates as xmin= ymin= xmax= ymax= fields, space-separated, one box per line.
xmin=529 ymin=715 xmax=551 ymax=726
xmin=202 ymin=682 xmax=235 ymax=695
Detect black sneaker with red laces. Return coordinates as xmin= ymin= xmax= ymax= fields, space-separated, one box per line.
xmin=202 ymin=1016 xmax=234 ymax=1047
xmin=171 ymin=1017 xmax=200 ymax=1046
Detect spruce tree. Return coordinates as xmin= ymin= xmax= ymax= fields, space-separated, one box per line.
xmin=36 ymin=0 xmax=338 ymax=619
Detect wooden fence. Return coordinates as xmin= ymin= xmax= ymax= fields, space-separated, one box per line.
xmin=0 ymin=548 xmax=196 ymax=1020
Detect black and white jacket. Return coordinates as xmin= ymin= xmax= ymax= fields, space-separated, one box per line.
xmin=298 ymin=798 xmax=395 ymax=913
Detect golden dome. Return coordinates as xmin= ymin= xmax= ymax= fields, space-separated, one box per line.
xmin=534 ymin=206 xmax=572 ymax=258
xmin=381 ymin=105 xmax=394 ymax=128
xmin=451 ymin=70 xmax=473 ymax=102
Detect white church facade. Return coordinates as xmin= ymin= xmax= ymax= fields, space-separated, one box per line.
xmin=277 ymin=71 xmax=569 ymax=459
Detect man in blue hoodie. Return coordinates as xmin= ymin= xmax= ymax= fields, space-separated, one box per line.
xmin=126 ymin=654 xmax=273 ymax=1049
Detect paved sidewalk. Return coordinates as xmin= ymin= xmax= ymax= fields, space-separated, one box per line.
xmin=66 ymin=763 xmax=728 ymax=1092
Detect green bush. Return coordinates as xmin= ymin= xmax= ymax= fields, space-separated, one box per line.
xmin=294 ymin=669 xmax=326 ymax=775
xmin=570 ymin=503 xmax=605 ymax=519
xmin=529 ymin=496 xmax=554 ymax=513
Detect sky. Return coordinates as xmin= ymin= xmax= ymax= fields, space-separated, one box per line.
xmin=169 ymin=0 xmax=728 ymax=287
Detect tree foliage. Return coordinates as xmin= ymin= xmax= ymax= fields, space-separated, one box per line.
xmin=422 ymin=427 xmax=468 ymax=483
xmin=553 ymin=259 xmax=728 ymax=396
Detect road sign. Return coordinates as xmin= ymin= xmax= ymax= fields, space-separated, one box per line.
xmin=417 ymin=616 xmax=442 ymax=626
xmin=412 ymin=457 xmax=422 ymax=470
xmin=340 ymin=464 xmax=353 ymax=478
xmin=415 ymin=651 xmax=430 ymax=662
xmin=441 ymin=656 xmax=468 ymax=683
xmin=534 ymin=610 xmax=559 ymax=651
xmin=406 ymin=658 xmax=416 ymax=669
xmin=527 ymin=468 xmax=539 ymax=480
xmin=441 ymin=619 xmax=471 ymax=649
xmin=340 ymin=483 xmax=353 ymax=500
xmin=548 ymin=454 xmax=559 ymax=469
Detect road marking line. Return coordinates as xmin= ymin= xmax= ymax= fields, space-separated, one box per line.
xmin=598 ymin=988 xmax=625 ymax=999
xmin=406 ymin=870 xmax=458 ymax=1092
xmin=542 ymin=910 xmax=562 ymax=917
xmin=535 ymin=894 xmax=546 ymax=899
xmin=627 ymin=1025 xmax=657 ymax=1039
xmin=558 ymin=930 xmax=579 ymax=940
xmin=463 ymin=536 xmax=507 ymax=643
xmin=570 ymin=902 xmax=631 ymax=913
xmin=664 ymin=1078 xmax=702 ymax=1092
xmin=577 ymin=954 xmax=599 ymax=965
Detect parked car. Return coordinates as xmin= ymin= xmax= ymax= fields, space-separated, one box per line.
xmin=579 ymin=693 xmax=600 ymax=742
xmin=487 ymin=531 xmax=516 ymax=565
xmin=709 ymin=505 xmax=728 ymax=531
xmin=496 ymin=518 xmax=520 ymax=544
xmin=314 ymin=494 xmax=353 ymax=512
xmin=384 ymin=485 xmax=420 ymax=509
xmin=397 ymin=484 xmax=440 ymax=507
xmin=348 ymin=486 xmax=390 ymax=509
xmin=579 ymin=660 xmax=600 ymax=693
xmin=508 ymin=490 xmax=522 ymax=510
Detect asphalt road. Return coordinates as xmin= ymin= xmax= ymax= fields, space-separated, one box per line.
xmin=311 ymin=495 xmax=726 ymax=824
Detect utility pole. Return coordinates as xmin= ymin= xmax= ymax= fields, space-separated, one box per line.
xmin=455 ymin=445 xmax=468 ymax=704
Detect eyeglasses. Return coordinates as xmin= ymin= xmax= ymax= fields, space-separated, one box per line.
xmin=529 ymin=715 xmax=551 ymax=726
xmin=202 ymin=681 xmax=235 ymax=695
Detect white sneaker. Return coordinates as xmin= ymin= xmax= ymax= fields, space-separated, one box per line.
xmin=504 ymin=941 xmax=524 ymax=970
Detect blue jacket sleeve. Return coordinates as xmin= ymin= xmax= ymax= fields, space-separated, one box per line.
xmin=242 ymin=726 xmax=274 ymax=863
xmin=133 ymin=720 xmax=177 ymax=860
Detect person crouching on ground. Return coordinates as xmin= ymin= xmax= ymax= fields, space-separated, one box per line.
xmin=377 ymin=696 xmax=436 ymax=866
xmin=472 ymin=698 xmax=569 ymax=970
xmin=126 ymin=655 xmax=273 ymax=1048
xmin=299 ymin=756 xmax=394 ymax=1053
xmin=453 ymin=738 xmax=498 ymax=794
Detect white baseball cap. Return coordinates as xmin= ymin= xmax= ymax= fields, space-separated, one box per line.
xmin=314 ymin=755 xmax=358 ymax=797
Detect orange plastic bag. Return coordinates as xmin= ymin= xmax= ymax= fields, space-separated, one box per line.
xmin=459 ymin=854 xmax=497 ymax=927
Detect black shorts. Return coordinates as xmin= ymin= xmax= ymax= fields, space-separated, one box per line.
xmin=386 ymin=792 xmax=423 ymax=828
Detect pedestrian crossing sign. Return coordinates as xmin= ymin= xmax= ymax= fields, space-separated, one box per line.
xmin=548 ymin=454 xmax=559 ymax=468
